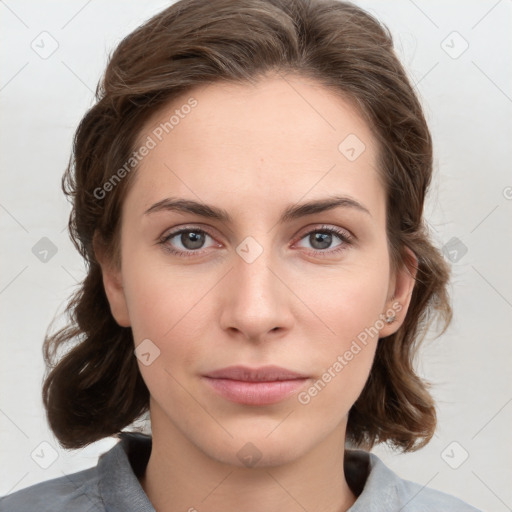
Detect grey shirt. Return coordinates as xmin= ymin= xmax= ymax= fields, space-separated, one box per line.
xmin=0 ymin=432 xmax=481 ymax=511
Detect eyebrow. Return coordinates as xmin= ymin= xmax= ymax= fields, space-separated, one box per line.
xmin=144 ymin=194 xmax=371 ymax=223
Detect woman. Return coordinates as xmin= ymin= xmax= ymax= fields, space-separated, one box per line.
xmin=1 ymin=0 xmax=481 ymax=510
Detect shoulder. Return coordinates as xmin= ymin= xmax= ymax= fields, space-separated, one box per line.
xmin=388 ymin=469 xmax=482 ymax=511
xmin=0 ymin=432 xmax=153 ymax=512
xmin=346 ymin=449 xmax=482 ymax=511
xmin=368 ymin=451 xmax=482 ymax=511
xmin=0 ymin=466 xmax=104 ymax=512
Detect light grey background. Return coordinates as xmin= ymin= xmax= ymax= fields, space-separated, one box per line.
xmin=1 ymin=1 xmax=511 ymax=510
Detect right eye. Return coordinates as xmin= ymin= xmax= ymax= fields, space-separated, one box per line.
xmin=159 ymin=227 xmax=220 ymax=257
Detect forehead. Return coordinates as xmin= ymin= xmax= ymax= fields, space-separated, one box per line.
xmin=126 ymin=74 xmax=384 ymax=221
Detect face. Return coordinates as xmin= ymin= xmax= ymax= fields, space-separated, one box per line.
xmin=98 ymin=73 xmax=415 ymax=468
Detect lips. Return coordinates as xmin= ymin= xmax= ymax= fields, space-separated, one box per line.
xmin=204 ymin=365 xmax=308 ymax=382
xmin=202 ymin=365 xmax=310 ymax=405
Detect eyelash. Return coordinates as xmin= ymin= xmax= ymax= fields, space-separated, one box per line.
xmin=159 ymin=225 xmax=353 ymax=258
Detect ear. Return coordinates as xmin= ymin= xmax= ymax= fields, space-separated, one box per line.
xmin=93 ymin=232 xmax=131 ymax=328
xmin=378 ymin=246 xmax=418 ymax=338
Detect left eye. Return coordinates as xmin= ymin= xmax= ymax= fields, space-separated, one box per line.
xmin=295 ymin=227 xmax=351 ymax=253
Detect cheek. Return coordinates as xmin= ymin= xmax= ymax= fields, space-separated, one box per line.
xmin=122 ymin=258 xmax=209 ymax=406
xmin=292 ymin=261 xmax=389 ymax=406
xmin=120 ymin=239 xmax=199 ymax=335
xmin=300 ymin=261 xmax=390 ymax=340
xmin=297 ymin=344 xmax=377 ymax=419
xmin=121 ymin=246 xmax=218 ymax=376
xmin=291 ymin=289 xmax=384 ymax=426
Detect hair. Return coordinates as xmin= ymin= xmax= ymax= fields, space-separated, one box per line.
xmin=42 ymin=0 xmax=452 ymax=451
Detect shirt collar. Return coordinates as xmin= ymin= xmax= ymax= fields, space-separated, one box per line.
xmin=98 ymin=432 xmax=155 ymax=511
xmin=96 ymin=432 xmax=399 ymax=512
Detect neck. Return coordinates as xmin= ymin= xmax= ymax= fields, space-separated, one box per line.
xmin=139 ymin=408 xmax=357 ymax=512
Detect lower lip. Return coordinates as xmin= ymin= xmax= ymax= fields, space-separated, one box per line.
xmin=203 ymin=377 xmax=309 ymax=405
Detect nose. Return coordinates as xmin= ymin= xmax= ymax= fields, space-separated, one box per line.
xmin=218 ymin=241 xmax=294 ymax=342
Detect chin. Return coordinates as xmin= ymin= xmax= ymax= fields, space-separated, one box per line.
xmin=207 ymin=436 xmax=308 ymax=469
xmin=188 ymin=418 xmax=324 ymax=470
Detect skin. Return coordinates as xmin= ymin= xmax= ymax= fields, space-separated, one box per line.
xmin=95 ymin=73 xmax=417 ymax=512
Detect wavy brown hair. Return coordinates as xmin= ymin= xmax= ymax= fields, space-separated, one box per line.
xmin=42 ymin=0 xmax=452 ymax=451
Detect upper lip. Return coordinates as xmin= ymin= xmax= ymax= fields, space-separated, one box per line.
xmin=204 ymin=365 xmax=308 ymax=382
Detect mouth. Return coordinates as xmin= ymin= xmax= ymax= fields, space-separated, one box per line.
xmin=202 ymin=365 xmax=310 ymax=405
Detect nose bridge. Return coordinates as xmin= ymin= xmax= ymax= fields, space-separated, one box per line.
xmin=236 ymin=238 xmax=276 ymax=297
xmin=219 ymin=234 xmax=292 ymax=339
